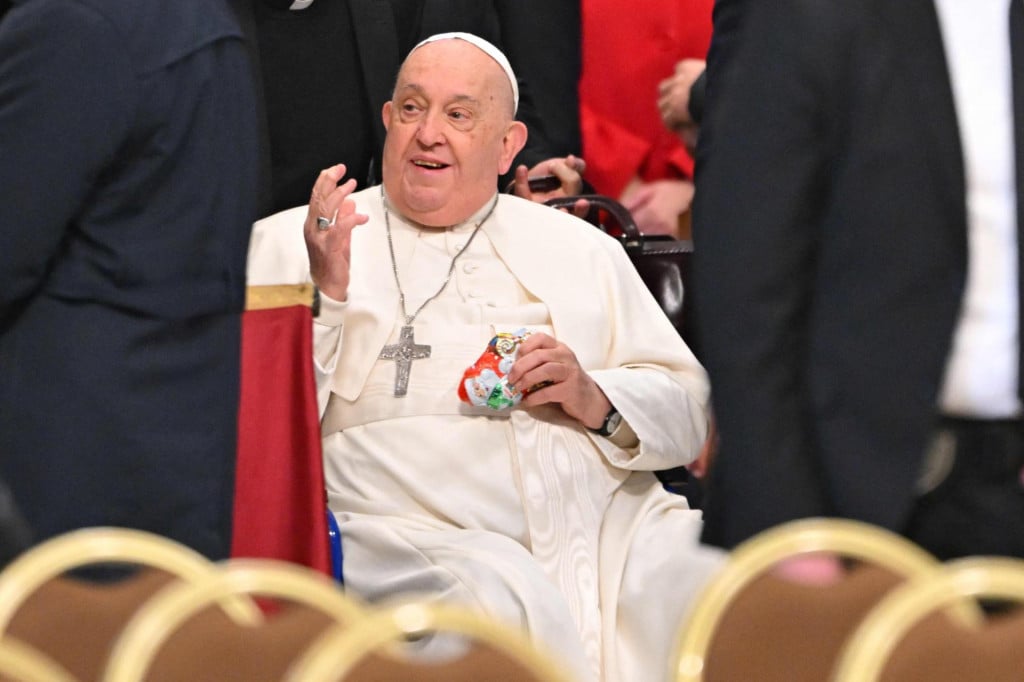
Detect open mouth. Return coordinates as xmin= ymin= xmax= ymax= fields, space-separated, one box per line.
xmin=412 ymin=159 xmax=450 ymax=170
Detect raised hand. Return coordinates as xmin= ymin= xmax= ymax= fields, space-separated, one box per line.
xmin=303 ymin=164 xmax=369 ymax=301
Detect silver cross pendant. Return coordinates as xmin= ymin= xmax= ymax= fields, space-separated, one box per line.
xmin=378 ymin=325 xmax=431 ymax=396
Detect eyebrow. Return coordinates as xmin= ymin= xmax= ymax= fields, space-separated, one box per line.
xmin=397 ymin=83 xmax=481 ymax=108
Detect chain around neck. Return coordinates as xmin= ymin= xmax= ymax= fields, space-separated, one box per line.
xmin=382 ymin=189 xmax=499 ymax=326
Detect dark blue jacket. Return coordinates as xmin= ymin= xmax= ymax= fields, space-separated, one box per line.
xmin=0 ymin=0 xmax=260 ymax=559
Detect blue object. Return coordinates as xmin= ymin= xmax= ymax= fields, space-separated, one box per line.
xmin=326 ymin=509 xmax=343 ymax=584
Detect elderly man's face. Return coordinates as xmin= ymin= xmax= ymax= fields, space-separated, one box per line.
xmin=381 ymin=39 xmax=527 ymax=226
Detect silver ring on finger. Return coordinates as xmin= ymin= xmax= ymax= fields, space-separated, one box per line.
xmin=316 ymin=215 xmax=332 ymax=231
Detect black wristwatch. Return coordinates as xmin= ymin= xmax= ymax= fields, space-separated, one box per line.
xmin=592 ymin=406 xmax=623 ymax=437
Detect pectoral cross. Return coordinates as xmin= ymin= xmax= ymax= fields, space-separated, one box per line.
xmin=379 ymin=325 xmax=431 ymax=396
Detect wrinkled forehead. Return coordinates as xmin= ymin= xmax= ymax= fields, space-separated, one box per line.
xmin=398 ymin=34 xmax=518 ymax=115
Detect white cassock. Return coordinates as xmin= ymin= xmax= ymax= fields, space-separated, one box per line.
xmin=248 ymin=189 xmax=725 ymax=682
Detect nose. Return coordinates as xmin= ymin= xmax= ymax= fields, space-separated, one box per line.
xmin=415 ymin=110 xmax=446 ymax=147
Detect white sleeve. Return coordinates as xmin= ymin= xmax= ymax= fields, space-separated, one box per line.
xmin=585 ymin=235 xmax=710 ymax=471
xmin=313 ymin=291 xmax=346 ymax=417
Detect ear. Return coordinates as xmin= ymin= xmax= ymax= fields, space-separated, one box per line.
xmin=382 ymin=101 xmax=393 ymax=132
xmin=497 ymin=120 xmax=528 ymax=175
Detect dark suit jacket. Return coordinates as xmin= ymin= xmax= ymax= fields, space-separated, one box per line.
xmin=495 ymin=0 xmax=582 ymax=160
xmin=692 ymin=0 xmax=746 ymax=146
xmin=694 ymin=0 xmax=973 ymax=548
xmin=251 ymin=0 xmax=577 ymax=216
xmin=0 ymin=0 xmax=260 ymax=559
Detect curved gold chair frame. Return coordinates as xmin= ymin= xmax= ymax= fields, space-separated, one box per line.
xmin=102 ymin=558 xmax=366 ymax=682
xmin=0 ymin=526 xmax=258 ymax=631
xmin=285 ymin=600 xmax=576 ymax=682
xmin=671 ymin=517 xmax=954 ymax=682
xmin=0 ymin=637 xmax=78 ymax=682
xmin=832 ymin=557 xmax=1024 ymax=682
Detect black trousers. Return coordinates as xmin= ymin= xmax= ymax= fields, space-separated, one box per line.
xmin=905 ymin=417 xmax=1024 ymax=560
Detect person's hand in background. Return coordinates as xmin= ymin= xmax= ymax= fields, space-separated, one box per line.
xmin=658 ymin=58 xmax=706 ymax=153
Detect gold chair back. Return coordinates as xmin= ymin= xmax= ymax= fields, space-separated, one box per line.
xmin=0 ymin=527 xmax=257 ymax=681
xmin=285 ymin=601 xmax=576 ymax=682
xmin=102 ymin=558 xmax=365 ymax=682
xmin=832 ymin=557 xmax=1024 ymax=682
xmin=0 ymin=637 xmax=78 ymax=682
xmin=0 ymin=526 xmax=231 ymax=630
xmin=671 ymin=517 xmax=946 ymax=682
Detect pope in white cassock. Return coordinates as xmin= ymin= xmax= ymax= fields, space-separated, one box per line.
xmin=247 ymin=32 xmax=725 ymax=682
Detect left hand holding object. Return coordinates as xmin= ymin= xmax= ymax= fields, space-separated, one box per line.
xmin=506 ymin=332 xmax=610 ymax=430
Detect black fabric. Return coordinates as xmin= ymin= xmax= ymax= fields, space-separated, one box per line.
xmin=0 ymin=0 xmax=260 ymax=560
xmin=694 ymin=0 xmax=748 ymax=165
xmin=905 ymin=418 xmax=1024 ymax=559
xmin=0 ymin=478 xmax=32 ymax=569
xmin=695 ymin=0 xmax=970 ymax=549
xmin=254 ymin=0 xmax=374 ymax=212
xmin=687 ymin=69 xmax=706 ymax=125
xmin=494 ymin=0 xmax=582 ymax=161
xmin=231 ymin=0 xmax=274 ymax=219
xmin=1012 ymin=0 xmax=1024 ymax=401
xmin=389 ymin=0 xmax=423 ymax=56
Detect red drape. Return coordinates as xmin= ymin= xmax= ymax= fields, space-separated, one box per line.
xmin=231 ymin=305 xmax=331 ymax=575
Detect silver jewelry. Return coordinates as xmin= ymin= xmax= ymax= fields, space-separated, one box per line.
xmin=378 ymin=188 xmax=499 ymax=396
xmin=316 ymin=216 xmax=332 ymax=231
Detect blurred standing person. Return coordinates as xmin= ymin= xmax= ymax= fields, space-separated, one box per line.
xmin=579 ymin=0 xmax=713 ymax=237
xmin=694 ymin=0 xmax=1024 ymax=559
xmin=685 ymin=0 xmax=747 ymax=168
xmin=0 ymin=0 xmax=261 ymax=559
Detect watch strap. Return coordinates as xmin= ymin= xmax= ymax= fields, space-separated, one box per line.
xmin=593 ymin=406 xmax=620 ymax=437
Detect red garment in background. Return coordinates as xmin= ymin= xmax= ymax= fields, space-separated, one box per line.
xmin=232 ymin=305 xmax=331 ymax=575
xmin=579 ymin=0 xmax=713 ymax=198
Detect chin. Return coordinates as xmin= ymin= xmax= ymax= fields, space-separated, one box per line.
xmin=401 ymin=199 xmax=450 ymax=226
xmin=398 ymin=186 xmax=455 ymax=225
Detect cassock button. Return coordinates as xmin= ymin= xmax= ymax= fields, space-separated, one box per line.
xmin=462 ymin=262 xmax=478 ymax=274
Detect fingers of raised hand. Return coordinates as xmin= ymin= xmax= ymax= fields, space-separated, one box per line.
xmin=308 ymin=165 xmax=352 ymax=232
